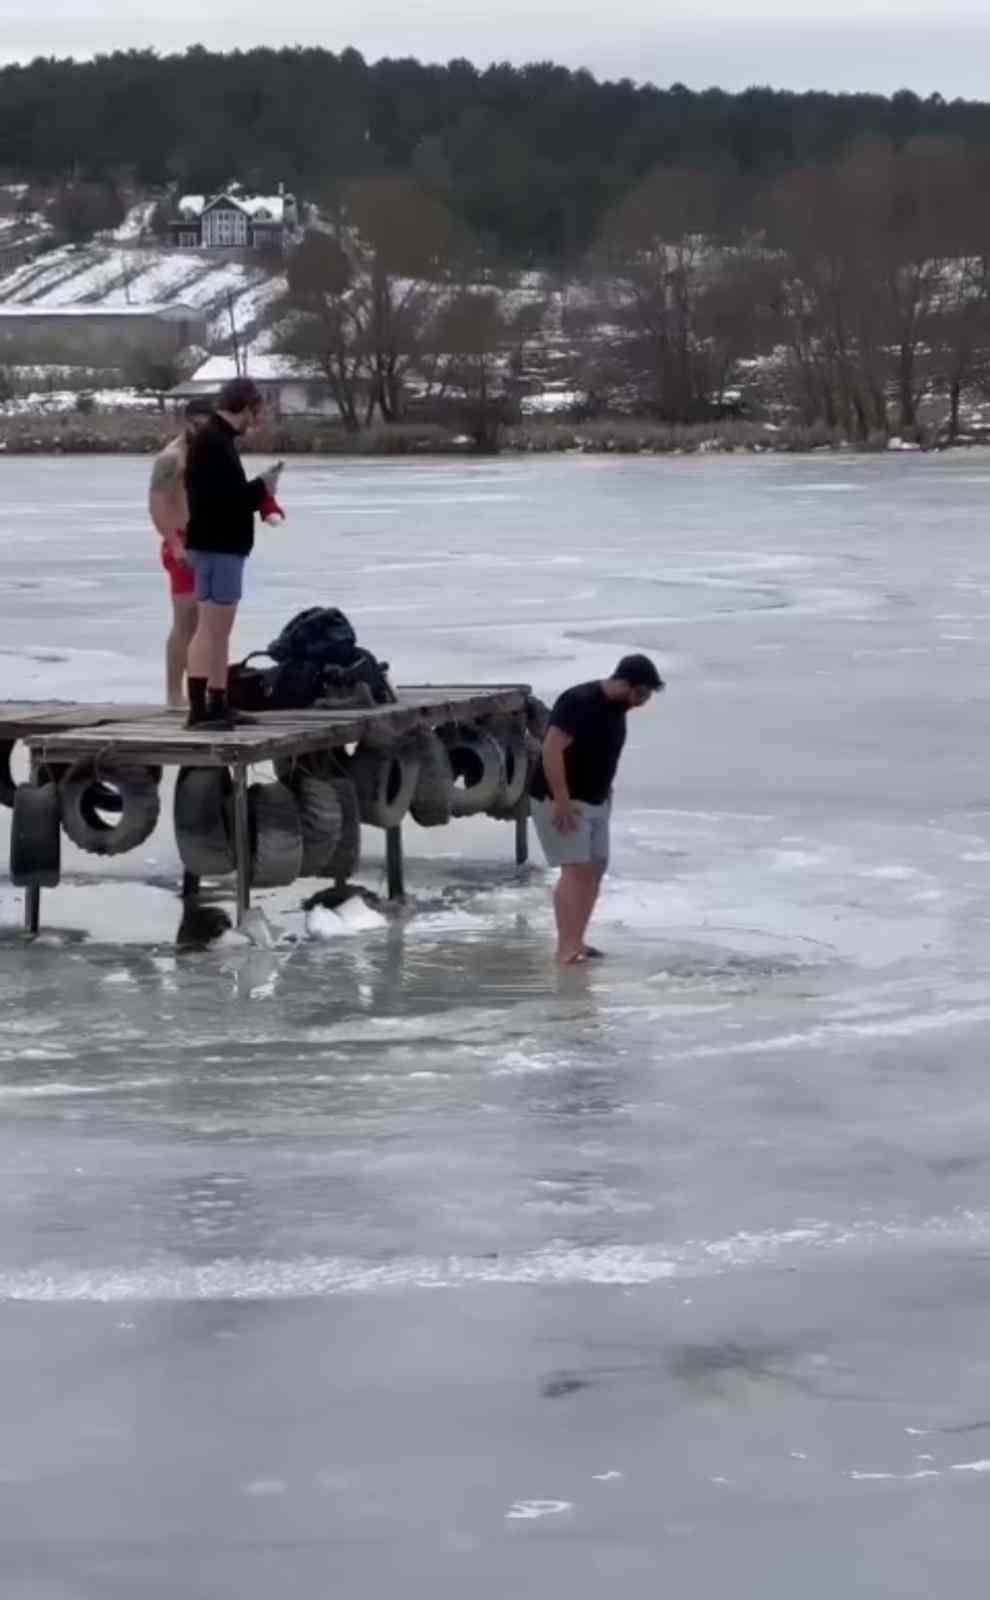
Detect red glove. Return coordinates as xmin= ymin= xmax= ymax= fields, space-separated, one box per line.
xmin=259 ymin=491 xmax=285 ymax=524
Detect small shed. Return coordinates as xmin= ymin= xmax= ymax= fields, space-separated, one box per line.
xmin=168 ymin=355 xmax=339 ymax=418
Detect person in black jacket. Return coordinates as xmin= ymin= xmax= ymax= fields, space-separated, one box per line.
xmin=183 ymin=377 xmax=282 ymax=729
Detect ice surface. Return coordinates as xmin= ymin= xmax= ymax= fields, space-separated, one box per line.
xmin=1 ymin=450 xmax=990 ymax=1595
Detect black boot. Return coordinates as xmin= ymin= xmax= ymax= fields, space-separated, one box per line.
xmin=207 ymin=687 xmax=257 ymax=728
xmin=184 ymin=677 xmax=209 ymax=729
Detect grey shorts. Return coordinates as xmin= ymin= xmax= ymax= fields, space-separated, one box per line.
xmin=531 ymin=798 xmax=611 ymax=868
xmin=188 ymin=550 xmax=246 ymax=605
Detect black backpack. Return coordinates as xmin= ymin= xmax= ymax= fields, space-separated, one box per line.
xmin=267 ymin=607 xmax=358 ymax=670
xmin=266 ymin=607 xmax=397 ymax=706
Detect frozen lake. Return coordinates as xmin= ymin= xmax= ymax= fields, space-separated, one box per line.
xmin=2 ymin=450 xmax=990 ymax=1595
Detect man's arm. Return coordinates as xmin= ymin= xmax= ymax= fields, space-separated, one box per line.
xmin=541 ymin=726 xmax=581 ymax=833
xmin=148 ymin=449 xmax=188 ymax=561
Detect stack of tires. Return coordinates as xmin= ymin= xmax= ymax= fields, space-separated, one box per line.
xmin=175 ymin=756 xmax=363 ymax=889
xmin=7 ymin=759 xmax=163 ymax=890
xmin=404 ymin=703 xmax=543 ymax=828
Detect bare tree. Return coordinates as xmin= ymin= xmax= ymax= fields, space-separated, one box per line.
xmin=280 ymin=177 xmax=459 ymax=429
xmin=580 ymin=168 xmax=733 ymax=419
xmin=419 ymin=290 xmax=544 ymax=449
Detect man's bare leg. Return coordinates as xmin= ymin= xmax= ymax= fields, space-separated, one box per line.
xmin=553 ymin=862 xmax=603 ymax=963
xmin=581 ymin=862 xmax=607 ymax=956
xmin=187 ymin=600 xmax=237 ymax=690
xmin=166 ymin=596 xmax=198 ymax=708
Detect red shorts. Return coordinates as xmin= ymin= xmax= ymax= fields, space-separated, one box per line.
xmin=161 ymin=537 xmax=196 ymax=599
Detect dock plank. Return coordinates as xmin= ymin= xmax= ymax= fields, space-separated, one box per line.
xmin=20 ymin=685 xmax=531 ymax=769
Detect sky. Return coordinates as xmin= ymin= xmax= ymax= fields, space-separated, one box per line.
xmin=4 ymin=0 xmax=990 ymax=100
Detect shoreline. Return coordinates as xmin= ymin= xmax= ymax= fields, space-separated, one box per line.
xmin=0 ymin=412 xmax=978 ymax=458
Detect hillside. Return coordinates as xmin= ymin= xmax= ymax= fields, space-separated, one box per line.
xmin=0 ymin=239 xmax=284 ymax=355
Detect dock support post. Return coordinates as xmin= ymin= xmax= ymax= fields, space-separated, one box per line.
xmin=24 ymin=884 xmax=40 ymax=937
xmin=232 ymin=764 xmax=251 ymax=927
xmin=514 ymin=802 xmax=529 ymax=868
xmin=23 ymin=753 xmax=42 ymax=936
xmin=386 ymin=824 xmax=405 ymax=901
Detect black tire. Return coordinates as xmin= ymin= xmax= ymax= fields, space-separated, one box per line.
xmin=9 ymin=782 xmax=61 ymax=888
xmin=486 ymin=716 xmax=529 ymax=814
xmin=0 ymin=744 xmax=121 ymax=812
xmin=325 ymin=777 xmax=361 ymax=883
xmin=348 ymin=744 xmax=421 ymax=829
xmin=0 ymin=740 xmax=17 ymax=809
xmin=249 ymin=779 xmax=303 ymax=888
xmin=291 ymin=772 xmax=344 ymax=877
xmin=59 ymin=763 xmax=160 ymax=857
xmin=173 ymin=766 xmax=236 ymax=877
xmin=409 ymin=731 xmax=453 ymax=828
xmin=274 ymin=749 xmax=349 ymax=785
xmin=439 ymin=725 xmax=505 ymax=817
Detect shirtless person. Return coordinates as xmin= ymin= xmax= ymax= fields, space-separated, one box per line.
xmin=148 ymin=397 xmax=212 ymax=707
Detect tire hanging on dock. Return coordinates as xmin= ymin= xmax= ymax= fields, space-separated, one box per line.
xmin=289 ymin=772 xmax=344 ymax=877
xmin=9 ymin=781 xmax=61 ymax=888
xmin=2 ymin=739 xmax=125 ymax=815
xmin=409 ymin=731 xmax=454 ymax=828
xmin=439 ymin=724 xmax=505 ymax=817
xmin=173 ymin=766 xmax=236 ymax=877
xmin=348 ymin=743 xmax=421 ymax=829
xmin=0 ymin=740 xmax=17 ymax=809
xmin=248 ymin=779 xmax=303 ymax=888
xmin=484 ymin=715 xmax=529 ymax=819
xmin=325 ymin=776 xmax=361 ymax=883
xmin=274 ymin=748 xmax=349 ymax=786
xmin=59 ymin=763 xmax=160 ymax=857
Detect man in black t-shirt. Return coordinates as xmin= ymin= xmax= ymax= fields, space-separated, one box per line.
xmin=530 ymin=653 xmax=664 ymax=964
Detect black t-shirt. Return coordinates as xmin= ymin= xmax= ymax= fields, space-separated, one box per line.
xmin=185 ymin=415 xmax=265 ymax=557
xmin=530 ymin=681 xmax=627 ymax=806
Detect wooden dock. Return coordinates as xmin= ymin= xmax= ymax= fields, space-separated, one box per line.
xmin=1 ymin=685 xmax=529 ymax=767
xmin=1 ymin=685 xmax=533 ymax=935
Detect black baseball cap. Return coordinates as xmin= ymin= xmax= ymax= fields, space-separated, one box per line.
xmin=614 ymin=653 xmax=664 ymax=691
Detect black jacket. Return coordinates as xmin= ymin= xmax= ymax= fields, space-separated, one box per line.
xmin=184 ymin=414 xmax=265 ymax=557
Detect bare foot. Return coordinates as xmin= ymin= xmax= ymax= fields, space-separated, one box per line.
xmin=556 ymin=948 xmax=587 ymax=965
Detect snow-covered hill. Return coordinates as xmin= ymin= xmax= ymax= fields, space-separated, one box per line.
xmin=0 ymin=241 xmax=285 ymax=354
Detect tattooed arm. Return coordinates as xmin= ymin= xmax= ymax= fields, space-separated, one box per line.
xmin=148 ymin=442 xmax=188 ymax=547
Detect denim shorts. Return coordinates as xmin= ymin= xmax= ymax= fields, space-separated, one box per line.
xmin=531 ymin=798 xmax=611 ymax=869
xmin=188 ymin=550 xmax=246 ymax=605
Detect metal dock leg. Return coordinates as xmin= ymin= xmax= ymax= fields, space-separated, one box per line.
xmin=514 ymin=804 xmax=530 ymax=868
xmin=232 ymin=764 xmax=251 ymax=927
xmin=386 ymin=824 xmax=405 ymax=901
xmin=24 ymin=753 xmax=42 ymax=935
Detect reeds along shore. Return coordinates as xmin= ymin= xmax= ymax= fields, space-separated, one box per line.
xmin=0 ymin=413 xmax=960 ymax=457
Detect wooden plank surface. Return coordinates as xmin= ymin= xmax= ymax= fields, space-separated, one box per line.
xmin=0 ymin=703 xmax=171 ymax=737
xmin=21 ymin=685 xmax=531 ymax=769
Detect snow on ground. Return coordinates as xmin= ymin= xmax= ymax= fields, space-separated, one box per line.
xmin=0 ymin=388 xmax=158 ymax=416
xmin=521 ymin=390 xmax=581 ymax=414
xmin=0 ymin=244 xmax=286 ymax=355
xmin=111 ymin=202 xmax=156 ymax=242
